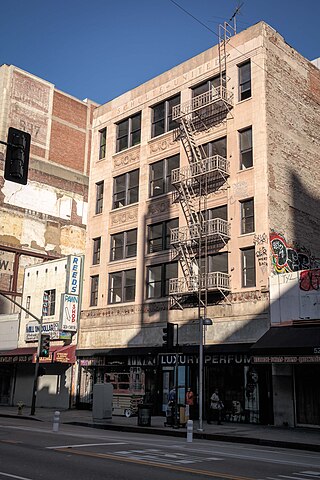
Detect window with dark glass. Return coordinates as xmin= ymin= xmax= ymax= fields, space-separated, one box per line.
xmin=25 ymin=295 xmax=31 ymax=318
xmin=116 ymin=113 xmax=141 ymax=152
xmin=92 ymin=237 xmax=101 ymax=265
xmin=113 ymin=169 xmax=139 ymax=208
xmin=238 ymin=61 xmax=251 ymax=101
xmin=239 ymin=127 xmax=253 ymax=169
xmin=240 ymin=199 xmax=254 ymax=234
xmin=109 ymin=269 xmax=136 ymax=304
xmin=147 ymin=218 xmax=178 ymax=253
xmin=241 ymin=248 xmax=256 ymax=287
xmin=207 ymin=205 xmax=228 ymax=221
xmin=99 ymin=128 xmax=107 ymax=159
xmin=95 ymin=181 xmax=104 ymax=214
xmin=151 ymin=95 xmax=180 ymax=138
xmin=90 ymin=275 xmax=99 ymax=306
xmin=192 ymin=74 xmax=224 ymax=97
xmin=200 ymin=252 xmax=228 ymax=274
xmin=110 ymin=229 xmax=137 ymax=261
xmin=150 ymin=155 xmax=179 ymax=197
xmin=43 ymin=289 xmax=55 ymax=316
xmin=202 ymin=137 xmax=227 ymax=159
xmin=146 ymin=262 xmax=178 ymax=299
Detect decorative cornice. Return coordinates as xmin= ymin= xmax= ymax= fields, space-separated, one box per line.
xmin=113 ymin=148 xmax=140 ymax=170
xmin=110 ymin=206 xmax=138 ymax=227
xmin=149 ymin=133 xmax=177 ymax=156
xmin=147 ymin=197 xmax=174 ymax=217
xmin=82 ymin=301 xmax=169 ymax=319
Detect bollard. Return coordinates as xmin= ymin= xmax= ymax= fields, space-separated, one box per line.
xmin=187 ymin=419 xmax=193 ymax=443
xmin=52 ymin=410 xmax=60 ymax=432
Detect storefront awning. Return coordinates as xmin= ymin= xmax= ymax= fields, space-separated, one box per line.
xmin=54 ymin=345 xmax=76 ymax=363
xmin=251 ymin=326 xmax=320 ymax=355
xmin=0 ymin=347 xmax=36 ymax=363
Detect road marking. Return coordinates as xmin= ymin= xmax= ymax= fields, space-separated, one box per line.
xmin=0 ymin=440 xmax=21 ymax=444
xmin=0 ymin=472 xmax=33 ymax=480
xmin=46 ymin=442 xmax=126 ymax=449
xmin=301 ymin=474 xmax=320 ymax=477
xmin=54 ymin=447 xmax=254 ymax=479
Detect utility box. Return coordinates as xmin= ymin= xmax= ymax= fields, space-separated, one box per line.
xmin=92 ymin=383 xmax=113 ymax=421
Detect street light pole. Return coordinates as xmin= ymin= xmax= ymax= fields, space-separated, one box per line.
xmin=198 ymin=316 xmax=204 ymax=431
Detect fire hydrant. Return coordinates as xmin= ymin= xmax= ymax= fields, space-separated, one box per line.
xmin=17 ymin=401 xmax=24 ymax=415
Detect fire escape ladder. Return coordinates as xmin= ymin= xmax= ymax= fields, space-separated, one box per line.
xmin=180 ymin=116 xmax=203 ymax=165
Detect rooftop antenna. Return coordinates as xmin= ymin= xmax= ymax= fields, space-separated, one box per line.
xmin=229 ymin=2 xmax=244 ymax=34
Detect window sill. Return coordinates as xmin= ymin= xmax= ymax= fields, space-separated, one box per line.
xmin=238 ymin=166 xmax=254 ymax=173
xmin=109 ymin=256 xmax=137 ymax=264
xmin=236 ymin=96 xmax=252 ymax=105
xmin=111 ymin=202 xmax=139 ymax=212
xmin=107 ymin=300 xmax=136 ymax=306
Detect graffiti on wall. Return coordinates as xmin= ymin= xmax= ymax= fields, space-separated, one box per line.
xmin=270 ymin=231 xmax=320 ymax=274
xmin=299 ymin=269 xmax=320 ymax=291
xmin=253 ymin=233 xmax=268 ymax=272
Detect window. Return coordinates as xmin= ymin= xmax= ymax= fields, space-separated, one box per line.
xmin=92 ymin=237 xmax=101 ymax=265
xmin=95 ymin=181 xmax=104 ymax=214
xmin=25 ymin=295 xmax=31 ymax=318
xmin=109 ymin=269 xmax=136 ymax=304
xmin=192 ymin=74 xmax=223 ymax=97
xmin=110 ymin=229 xmax=137 ymax=261
xmin=241 ymin=248 xmax=256 ymax=287
xmin=200 ymin=252 xmax=228 ymax=274
xmin=239 ymin=127 xmax=253 ymax=169
xmin=150 ymin=155 xmax=179 ymax=197
xmin=116 ymin=112 xmax=141 ymax=152
xmin=146 ymin=262 xmax=178 ymax=299
xmin=43 ymin=289 xmax=55 ymax=316
xmin=151 ymin=95 xmax=180 ymax=138
xmin=202 ymin=137 xmax=227 ymax=159
xmin=148 ymin=218 xmax=178 ymax=253
xmin=240 ymin=199 xmax=254 ymax=234
xmin=238 ymin=61 xmax=251 ymax=101
xmin=99 ymin=128 xmax=106 ymax=159
xmin=90 ymin=275 xmax=99 ymax=306
xmin=207 ymin=205 xmax=228 ymax=221
xmin=113 ymin=169 xmax=139 ymax=209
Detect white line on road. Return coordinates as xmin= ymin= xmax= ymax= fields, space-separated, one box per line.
xmin=0 ymin=472 xmax=34 ymax=480
xmin=47 ymin=442 xmax=127 ymax=449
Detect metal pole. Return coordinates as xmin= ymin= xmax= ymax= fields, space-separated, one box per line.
xmin=198 ymin=315 xmax=204 ymax=431
xmin=174 ymin=324 xmax=179 ymax=428
xmin=30 ymin=316 xmax=43 ymax=416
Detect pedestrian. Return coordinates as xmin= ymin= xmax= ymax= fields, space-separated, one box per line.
xmin=208 ymin=388 xmax=223 ymax=425
xmin=185 ymin=387 xmax=195 ymax=420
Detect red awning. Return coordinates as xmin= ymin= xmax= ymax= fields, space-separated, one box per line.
xmin=0 ymin=347 xmax=36 ymax=356
xmin=54 ymin=345 xmax=76 ymax=364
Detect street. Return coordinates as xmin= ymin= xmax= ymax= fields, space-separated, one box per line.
xmin=0 ymin=418 xmax=319 ymax=480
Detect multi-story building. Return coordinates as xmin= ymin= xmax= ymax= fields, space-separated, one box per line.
xmin=0 ymin=65 xmax=97 ymax=404
xmin=76 ymin=21 xmax=320 ymax=426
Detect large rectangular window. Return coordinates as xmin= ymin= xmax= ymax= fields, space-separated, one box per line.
xmin=110 ymin=229 xmax=137 ymax=261
xmin=200 ymin=252 xmax=228 ymax=274
xmin=148 ymin=218 xmax=178 ymax=253
xmin=99 ymin=127 xmax=106 ymax=159
xmin=90 ymin=275 xmax=99 ymax=306
xmin=116 ymin=113 xmax=141 ymax=152
xmin=241 ymin=248 xmax=256 ymax=287
xmin=192 ymin=74 xmax=223 ymax=97
xmin=149 ymin=155 xmax=179 ymax=197
xmin=239 ymin=127 xmax=253 ymax=169
xmin=151 ymin=95 xmax=180 ymax=138
xmin=113 ymin=169 xmax=139 ymax=209
xmin=92 ymin=237 xmax=101 ymax=265
xmin=95 ymin=181 xmax=104 ymax=214
xmin=207 ymin=205 xmax=228 ymax=221
xmin=43 ymin=289 xmax=55 ymax=316
xmin=146 ymin=262 xmax=178 ymax=299
xmin=238 ymin=61 xmax=251 ymax=101
xmin=202 ymin=137 xmax=227 ymax=158
xmin=240 ymin=199 xmax=254 ymax=234
xmin=109 ymin=269 xmax=136 ymax=304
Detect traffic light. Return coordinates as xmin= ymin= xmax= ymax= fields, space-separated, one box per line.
xmin=4 ymin=127 xmax=31 ymax=185
xmin=162 ymin=322 xmax=174 ymax=348
xmin=40 ymin=334 xmax=50 ymax=358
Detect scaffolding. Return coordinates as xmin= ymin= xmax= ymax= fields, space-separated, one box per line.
xmin=169 ymin=21 xmax=236 ymax=312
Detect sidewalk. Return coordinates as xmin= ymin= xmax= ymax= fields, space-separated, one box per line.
xmin=0 ymin=406 xmax=319 ymax=452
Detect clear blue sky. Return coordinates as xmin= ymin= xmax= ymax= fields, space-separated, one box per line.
xmin=1 ymin=0 xmax=319 ymax=105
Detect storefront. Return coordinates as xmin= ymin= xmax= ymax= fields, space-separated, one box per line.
xmin=252 ymin=325 xmax=320 ymax=427
xmin=77 ymin=343 xmax=271 ymax=424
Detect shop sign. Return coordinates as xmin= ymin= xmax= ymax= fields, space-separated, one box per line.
xmin=159 ymin=353 xmax=252 ymax=366
xmin=128 ymin=356 xmax=157 ymax=366
xmin=253 ymin=355 xmax=320 ymax=364
xmin=25 ymin=321 xmax=60 ymax=342
xmin=0 ymin=251 xmax=13 ymax=273
xmin=59 ymin=294 xmax=78 ymax=332
xmin=0 ymin=355 xmax=33 ymax=364
xmin=66 ymin=255 xmax=82 ymax=295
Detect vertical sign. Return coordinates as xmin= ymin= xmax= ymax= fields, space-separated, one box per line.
xmin=66 ymin=255 xmax=82 ymax=295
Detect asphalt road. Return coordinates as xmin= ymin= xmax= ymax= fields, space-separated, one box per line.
xmin=0 ymin=417 xmax=319 ymax=480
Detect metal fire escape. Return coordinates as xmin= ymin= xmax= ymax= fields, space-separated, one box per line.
xmin=169 ymin=21 xmax=236 ymax=310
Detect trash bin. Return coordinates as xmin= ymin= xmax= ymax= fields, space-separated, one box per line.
xmin=137 ymin=404 xmax=152 ymax=427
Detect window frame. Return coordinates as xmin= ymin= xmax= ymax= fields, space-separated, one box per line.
xmin=241 ymin=247 xmax=256 ymax=288
xmin=99 ymin=127 xmax=107 ymax=159
xmin=92 ymin=237 xmax=101 ymax=265
xmin=25 ymin=295 xmax=31 ymax=318
xmin=147 ymin=218 xmax=178 ymax=253
xmin=113 ymin=169 xmax=139 ymax=209
xmin=151 ymin=94 xmax=180 ymax=138
xmin=108 ymin=269 xmax=136 ymax=304
xmin=149 ymin=155 xmax=179 ymax=198
xmin=239 ymin=127 xmax=253 ymax=170
xmin=95 ymin=181 xmax=104 ymax=214
xmin=43 ymin=289 xmax=56 ymax=316
xmin=238 ymin=60 xmax=251 ymax=101
xmin=146 ymin=262 xmax=178 ymax=299
xmin=110 ymin=228 xmax=138 ymax=261
xmin=90 ymin=275 xmax=99 ymax=307
xmin=116 ymin=112 xmax=141 ymax=152
xmin=240 ymin=198 xmax=255 ymax=235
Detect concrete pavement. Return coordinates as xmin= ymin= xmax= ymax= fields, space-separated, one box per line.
xmin=0 ymin=405 xmax=319 ymax=452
